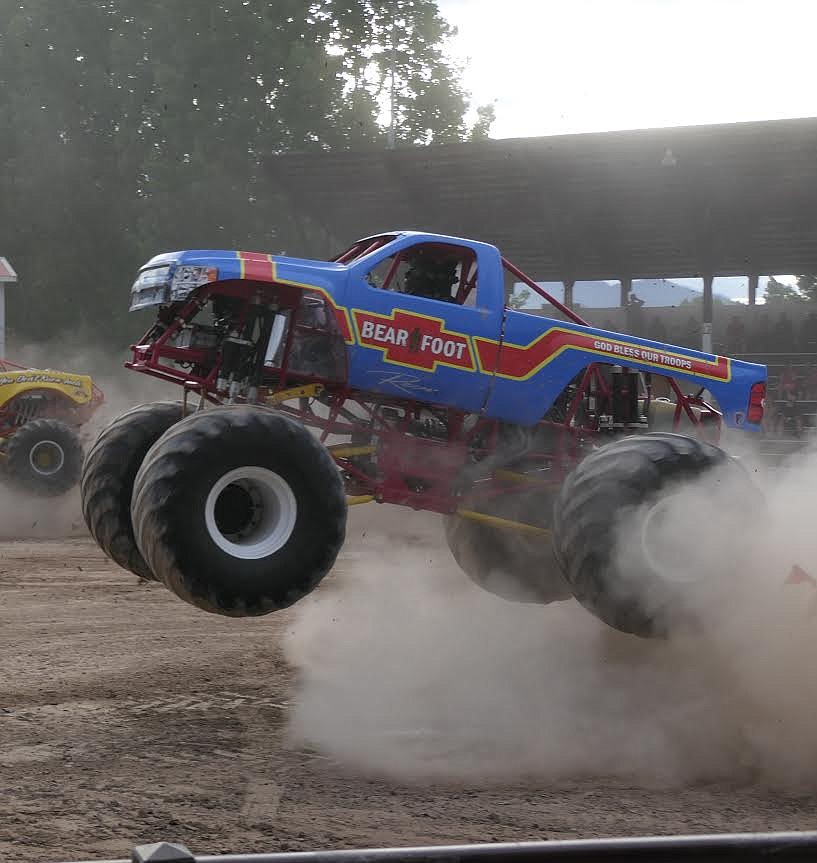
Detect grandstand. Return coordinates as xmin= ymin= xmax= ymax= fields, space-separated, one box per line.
xmin=267 ymin=116 xmax=817 ymax=452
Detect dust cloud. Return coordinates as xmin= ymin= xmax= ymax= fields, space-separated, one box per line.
xmin=0 ymin=340 xmax=175 ymax=540
xmin=284 ymin=444 xmax=817 ymax=788
xmin=0 ymin=486 xmax=85 ymax=541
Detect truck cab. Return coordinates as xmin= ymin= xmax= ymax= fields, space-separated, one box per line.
xmin=340 ymin=231 xmax=505 ymax=412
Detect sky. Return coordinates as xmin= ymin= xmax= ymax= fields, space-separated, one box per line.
xmin=438 ymin=0 xmax=817 ymax=139
xmin=435 ymin=0 xmax=815 ymax=299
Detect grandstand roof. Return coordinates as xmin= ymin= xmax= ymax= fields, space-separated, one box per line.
xmin=266 ymin=117 xmax=817 ymax=282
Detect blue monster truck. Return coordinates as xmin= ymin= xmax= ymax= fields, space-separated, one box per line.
xmin=81 ymin=231 xmax=767 ymax=637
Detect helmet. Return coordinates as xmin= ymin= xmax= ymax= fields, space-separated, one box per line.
xmin=403 ymin=251 xmax=458 ymax=302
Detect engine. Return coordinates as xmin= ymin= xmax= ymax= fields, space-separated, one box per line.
xmin=134 ymin=290 xmax=347 ymax=403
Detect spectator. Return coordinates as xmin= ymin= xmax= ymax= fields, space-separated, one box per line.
xmin=752 ymin=314 xmax=772 ymax=354
xmin=777 ymin=386 xmax=804 ymax=438
xmin=772 ymin=312 xmax=794 ymax=354
xmin=680 ymin=315 xmax=699 ymax=349
xmin=625 ymin=293 xmax=645 ymax=337
xmin=726 ymin=314 xmax=746 ymax=354
xmin=800 ymin=311 xmax=817 ymax=353
xmin=804 ymin=364 xmax=817 ymax=400
xmin=649 ymin=315 xmax=668 ymax=343
xmin=778 ymin=362 xmax=799 ymax=401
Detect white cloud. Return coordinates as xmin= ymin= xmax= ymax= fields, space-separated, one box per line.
xmin=438 ymin=0 xmax=817 ymax=138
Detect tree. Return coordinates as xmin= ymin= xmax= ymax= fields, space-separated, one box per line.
xmin=765 ymin=276 xmax=804 ymax=302
xmin=328 ymin=0 xmax=493 ymax=145
xmin=0 ymin=0 xmax=494 ymax=348
xmin=470 ymin=104 xmax=497 ymax=141
xmin=796 ymin=274 xmax=817 ymax=302
xmin=507 ymin=287 xmax=531 ymax=309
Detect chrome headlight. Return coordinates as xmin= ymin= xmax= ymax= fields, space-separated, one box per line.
xmin=130 ymin=265 xmax=172 ymax=311
xmin=171 ymin=265 xmax=218 ymax=300
xmin=129 ymin=263 xmax=219 ymax=311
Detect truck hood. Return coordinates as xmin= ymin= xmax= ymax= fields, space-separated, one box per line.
xmin=130 ymin=250 xmax=346 ymax=311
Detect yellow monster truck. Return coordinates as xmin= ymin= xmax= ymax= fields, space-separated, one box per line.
xmin=0 ymin=360 xmax=104 ymax=496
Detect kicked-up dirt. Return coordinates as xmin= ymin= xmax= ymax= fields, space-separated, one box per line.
xmin=2 ymin=501 xmax=817 ymax=863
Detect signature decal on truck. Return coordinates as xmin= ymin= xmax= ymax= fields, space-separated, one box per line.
xmin=0 ymin=373 xmax=86 ymax=388
xmin=475 ymin=328 xmax=732 ymax=383
xmin=352 ymin=309 xmax=476 ymax=372
xmin=367 ymin=371 xmax=437 ymax=395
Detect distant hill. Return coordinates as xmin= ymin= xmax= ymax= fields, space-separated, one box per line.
xmin=517 ymin=278 xmax=712 ymax=309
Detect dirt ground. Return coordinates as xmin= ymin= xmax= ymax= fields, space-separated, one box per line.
xmin=2 ymin=503 xmax=817 ymax=863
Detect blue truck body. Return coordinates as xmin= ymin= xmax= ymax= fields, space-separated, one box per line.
xmin=131 ymin=231 xmax=767 ymax=431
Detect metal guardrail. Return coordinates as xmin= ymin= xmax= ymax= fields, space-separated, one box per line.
xmin=62 ymin=831 xmax=817 ymax=863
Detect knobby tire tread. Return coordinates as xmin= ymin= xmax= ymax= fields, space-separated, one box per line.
xmin=81 ymin=401 xmax=184 ymax=579
xmin=553 ymin=432 xmax=753 ymax=638
xmin=6 ymin=418 xmax=84 ymax=497
xmin=131 ymin=406 xmax=347 ymax=616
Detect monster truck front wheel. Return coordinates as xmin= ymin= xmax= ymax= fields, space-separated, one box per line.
xmin=80 ymin=401 xmax=185 ymax=580
xmin=552 ymin=432 xmax=763 ymax=639
xmin=5 ymin=418 xmax=83 ymax=496
xmin=444 ymin=489 xmax=572 ymax=604
xmin=131 ymin=406 xmax=347 ymax=616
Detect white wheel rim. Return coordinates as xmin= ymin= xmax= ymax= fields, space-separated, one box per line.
xmin=639 ymin=493 xmax=704 ymax=584
xmin=29 ymin=440 xmax=66 ymax=476
xmin=204 ymin=466 xmax=297 ymax=560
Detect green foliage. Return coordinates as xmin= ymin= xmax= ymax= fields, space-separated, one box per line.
xmin=329 ymin=0 xmax=470 ymax=145
xmin=470 ymin=104 xmax=497 ymax=141
xmin=765 ymin=276 xmax=805 ymax=302
xmin=796 ymin=274 xmax=817 ymax=302
xmin=0 ymin=0 xmax=494 ymax=348
xmin=507 ymin=287 xmax=531 ymax=310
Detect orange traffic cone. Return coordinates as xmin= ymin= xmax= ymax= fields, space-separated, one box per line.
xmin=786 ymin=564 xmax=817 ymax=587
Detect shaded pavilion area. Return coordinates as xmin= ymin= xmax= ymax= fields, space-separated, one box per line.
xmin=266 ymin=116 xmax=817 ymax=352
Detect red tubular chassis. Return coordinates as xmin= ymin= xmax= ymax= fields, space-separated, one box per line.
xmin=125 ymin=269 xmax=725 ymax=523
xmin=79 ymin=234 xmax=767 ymax=632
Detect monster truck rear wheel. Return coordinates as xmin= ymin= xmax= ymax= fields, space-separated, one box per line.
xmin=80 ymin=401 xmax=185 ymax=580
xmin=131 ymin=406 xmax=347 ymax=616
xmin=5 ymin=418 xmax=83 ymax=496
xmin=444 ymin=489 xmax=572 ymax=604
xmin=552 ymin=432 xmax=763 ymax=638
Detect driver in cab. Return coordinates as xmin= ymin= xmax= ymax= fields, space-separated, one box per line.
xmin=402 ymin=250 xmax=459 ymax=303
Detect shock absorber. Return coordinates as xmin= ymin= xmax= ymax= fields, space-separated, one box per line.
xmin=611 ymin=366 xmax=641 ymax=428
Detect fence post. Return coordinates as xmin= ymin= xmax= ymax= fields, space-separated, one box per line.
xmin=0 ymin=256 xmax=18 ymax=360
xmin=131 ymin=842 xmax=195 ymax=863
xmin=702 ymin=273 xmax=714 ymax=353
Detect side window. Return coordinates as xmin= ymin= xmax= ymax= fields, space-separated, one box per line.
xmin=364 ymin=242 xmax=479 ymax=306
xmin=500 ymin=262 xmax=582 ymax=324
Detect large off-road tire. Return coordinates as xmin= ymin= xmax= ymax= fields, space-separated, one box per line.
xmin=131 ymin=405 xmax=347 ymax=617
xmin=5 ymin=418 xmax=84 ymax=496
xmin=80 ymin=401 xmax=185 ymax=580
xmin=444 ymin=489 xmax=572 ymax=604
xmin=552 ymin=432 xmax=763 ymax=638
